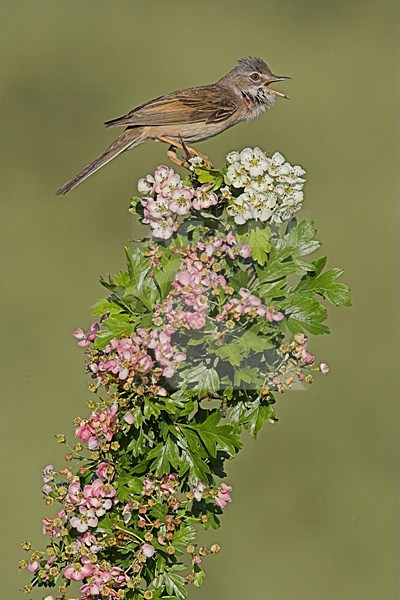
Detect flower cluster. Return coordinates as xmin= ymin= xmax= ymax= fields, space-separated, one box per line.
xmin=76 ymin=324 xmax=187 ymax=390
xmin=67 ymin=477 xmax=117 ymax=533
xmin=75 ymin=404 xmax=119 ymax=450
xmin=137 ymin=165 xmax=218 ymax=239
xmin=224 ymin=147 xmax=305 ymax=224
xmin=190 ymin=480 xmax=233 ymax=511
xmin=79 ymin=564 xmax=130 ymax=598
xmin=153 ymin=233 xmax=250 ymax=333
xmin=261 ymin=333 xmax=331 ymax=395
xmin=217 ymin=287 xmax=285 ymax=324
xmin=133 ymin=148 xmax=306 ymax=241
xmin=215 ymin=483 xmax=233 ymax=509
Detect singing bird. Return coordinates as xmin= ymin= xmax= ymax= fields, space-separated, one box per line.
xmin=56 ymin=57 xmax=290 ymax=195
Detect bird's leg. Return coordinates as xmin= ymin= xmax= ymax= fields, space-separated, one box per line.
xmin=178 ymin=134 xmax=193 ymax=165
xmin=165 ymin=144 xmax=191 ymax=170
xmin=157 ymin=136 xmax=213 ymax=170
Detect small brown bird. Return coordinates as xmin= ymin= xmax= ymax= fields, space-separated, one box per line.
xmin=56 ymin=57 xmax=290 ymax=195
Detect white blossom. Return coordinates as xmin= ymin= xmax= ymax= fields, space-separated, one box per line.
xmin=224 ymin=147 xmax=306 ymax=226
xmin=226 ymin=164 xmax=251 ymax=188
xmin=226 ymin=151 xmax=240 ymax=164
xmin=239 ymin=147 xmax=269 ymax=177
xmin=188 ymin=155 xmax=205 ymax=168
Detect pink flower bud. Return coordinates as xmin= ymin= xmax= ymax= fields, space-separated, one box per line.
xmin=123 ymin=412 xmax=134 ymax=425
xmin=142 ymin=543 xmax=155 ymax=558
xmin=320 ymin=362 xmax=330 ymax=374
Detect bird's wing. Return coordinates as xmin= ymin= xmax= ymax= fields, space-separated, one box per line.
xmin=104 ymin=85 xmax=239 ymax=128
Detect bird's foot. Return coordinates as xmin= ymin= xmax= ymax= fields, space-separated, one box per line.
xmin=157 ymin=136 xmax=213 ymax=170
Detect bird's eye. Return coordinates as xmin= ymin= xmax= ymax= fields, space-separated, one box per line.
xmin=250 ymin=72 xmax=260 ymax=81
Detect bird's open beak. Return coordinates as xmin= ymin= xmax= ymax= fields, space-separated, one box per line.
xmin=266 ymin=75 xmax=292 ymax=99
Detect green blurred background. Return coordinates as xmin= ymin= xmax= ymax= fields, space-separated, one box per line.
xmin=1 ymin=1 xmax=398 ymax=598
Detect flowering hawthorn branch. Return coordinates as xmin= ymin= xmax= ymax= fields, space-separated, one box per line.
xmin=20 ymin=147 xmax=351 ymax=600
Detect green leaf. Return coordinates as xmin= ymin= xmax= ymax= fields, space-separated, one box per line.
xmin=176 ymin=431 xmax=211 ymax=483
xmin=238 ymin=327 xmax=275 ymax=354
xmin=93 ymin=314 xmax=136 ymax=349
xmin=282 ymin=291 xmax=329 ymax=335
xmin=147 ymin=437 xmax=180 ymax=477
xmin=277 ymin=220 xmax=321 ymax=257
xmin=153 ymin=255 xmax=181 ymax=301
xmin=228 ymin=398 xmax=277 ymax=438
xmin=126 ymin=428 xmax=145 ymax=457
xmin=172 ymin=524 xmax=197 ymax=548
xmin=214 ymin=342 xmax=244 ymax=366
xmin=92 ymin=298 xmax=124 ymax=318
xmin=262 ymin=245 xmax=314 ymax=282
xmin=193 ymin=566 xmax=205 ymax=588
xmin=214 ymin=327 xmax=275 ymax=366
xmin=152 ymin=564 xmax=187 ymax=600
xmin=181 ymin=364 xmax=220 ymax=392
xmin=183 ymin=411 xmax=241 ymax=458
xmin=233 ymin=366 xmax=265 ymax=388
xmin=194 ymin=167 xmax=224 ymax=190
xmin=243 ymin=226 xmax=271 ymax=265
xmin=296 ymin=267 xmax=352 ymax=307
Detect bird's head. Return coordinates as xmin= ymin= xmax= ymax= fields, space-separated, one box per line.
xmin=220 ymin=57 xmax=291 ymax=108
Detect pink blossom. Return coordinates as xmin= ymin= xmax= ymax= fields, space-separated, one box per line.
xmin=97 ymin=462 xmax=113 ymax=481
xmin=192 ymin=184 xmax=218 ymax=210
xmin=153 ymin=166 xmax=180 ymax=195
xmin=266 ymin=309 xmax=285 ymax=323
xmin=67 ymin=480 xmax=83 ymax=504
xmin=63 ymin=559 xmax=93 ymax=581
xmin=137 ymin=174 xmax=155 ymax=194
xmin=73 ymin=322 xmax=99 ymax=347
xmin=320 ymin=362 xmax=330 ymax=374
xmin=304 ymin=352 xmax=315 ymax=364
xmin=226 ymin=231 xmax=236 ymax=245
xmin=239 ymin=243 xmax=251 ymax=258
xmin=160 ymin=474 xmax=177 ymax=494
xmin=186 ymin=311 xmax=206 ymax=330
xmin=153 ymin=165 xmax=174 ymax=185
xmin=75 ymin=404 xmax=119 ymax=448
xmin=142 ymin=196 xmax=171 ymax=221
xmin=79 ymin=564 xmax=129 ymax=597
xmin=42 ymin=512 xmax=65 ymax=537
xmin=70 ymin=507 xmax=98 ymax=533
xmin=27 ymin=561 xmax=40 ymax=573
xmin=150 ymin=217 xmax=179 ymax=240
xmin=193 ymin=555 xmax=202 ymax=565
xmin=175 ymin=270 xmax=192 ymax=287
xmin=169 ymin=187 xmax=194 ymax=215
xmin=216 ymin=483 xmax=232 ymax=509
xmin=142 ymin=543 xmax=155 ymax=558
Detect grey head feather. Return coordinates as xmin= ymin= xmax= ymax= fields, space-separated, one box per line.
xmin=236 ymin=56 xmax=272 ymax=74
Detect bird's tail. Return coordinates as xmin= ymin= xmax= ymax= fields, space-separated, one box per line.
xmin=55 ymin=128 xmax=145 ymax=195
